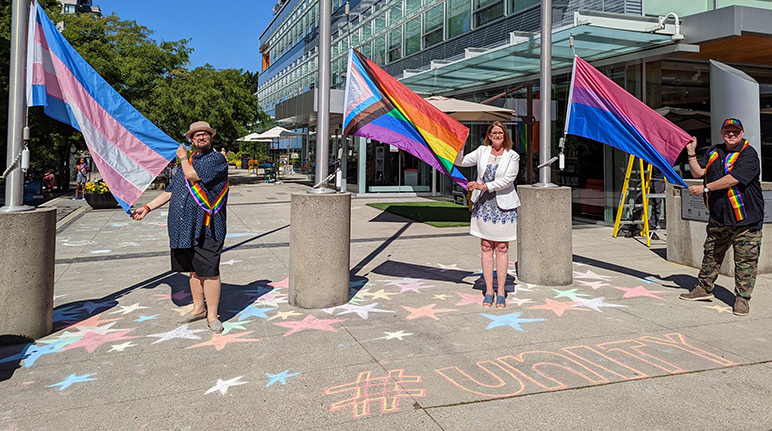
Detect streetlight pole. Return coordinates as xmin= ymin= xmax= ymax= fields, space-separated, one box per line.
xmin=1 ymin=0 xmax=31 ymax=212
xmin=535 ymin=0 xmax=555 ymax=187
xmin=310 ymin=0 xmax=335 ymax=193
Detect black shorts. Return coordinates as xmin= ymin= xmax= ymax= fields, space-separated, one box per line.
xmin=171 ymin=235 xmax=224 ymax=277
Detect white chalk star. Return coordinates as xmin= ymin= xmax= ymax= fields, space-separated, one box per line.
xmin=108 ymin=342 xmax=137 ymax=352
xmin=333 ymin=303 xmax=394 ymax=319
xmin=436 ymin=263 xmax=460 ymax=272
xmin=147 ymin=324 xmax=208 ymax=344
xmin=573 ymin=297 xmax=628 ymax=312
xmin=108 ymin=303 xmax=149 ymax=315
xmin=380 ymin=330 xmax=413 ymax=340
xmin=221 ymin=259 xmax=242 ymax=266
xmin=205 ymin=376 xmax=248 ymax=395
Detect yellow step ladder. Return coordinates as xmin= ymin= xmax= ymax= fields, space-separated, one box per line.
xmin=612 ymin=155 xmax=663 ymax=247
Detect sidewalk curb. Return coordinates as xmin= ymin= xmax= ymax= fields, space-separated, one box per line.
xmin=56 ymin=206 xmax=88 ymax=232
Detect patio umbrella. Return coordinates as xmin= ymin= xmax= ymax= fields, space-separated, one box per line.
xmin=253 ymin=126 xmax=303 ymax=169
xmin=424 ymin=96 xmax=515 ymax=122
xmin=236 ymin=132 xmax=272 ymax=142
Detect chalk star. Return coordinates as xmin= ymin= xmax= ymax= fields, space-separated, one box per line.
xmin=48 ymin=373 xmax=97 ymax=391
xmin=173 ymin=304 xmax=195 ymax=316
xmin=573 ymin=270 xmax=614 ymax=281
xmin=0 ymin=342 xmax=68 ymax=368
xmin=269 ymin=277 xmax=289 ymax=289
xmin=65 ymin=321 xmax=123 ymax=337
xmin=552 ymin=288 xmax=591 ymax=300
xmin=334 ymin=303 xmax=394 ymax=319
xmin=231 ymin=306 xmax=277 ymax=321
xmin=266 ymin=370 xmax=301 ymax=387
xmin=379 ymin=330 xmax=413 ymax=340
xmin=508 ymin=297 xmax=534 ymax=307
xmin=273 ymin=315 xmax=345 ymax=336
xmin=704 ymin=304 xmax=733 ymax=314
xmin=205 ymin=376 xmax=248 ymax=395
xmin=188 ymin=331 xmax=260 ymax=351
xmin=53 ymin=305 xmax=82 ymax=322
xmin=385 ymin=277 xmax=434 ymax=293
xmin=134 ymin=315 xmax=158 ymax=322
xmin=482 ymin=312 xmax=547 ymax=331
xmin=402 ymin=304 xmax=457 ymax=320
xmin=61 ymin=329 xmax=139 ymax=353
xmin=613 ymin=285 xmax=668 ymax=301
xmin=514 ymin=283 xmax=534 ymax=293
xmin=528 ymin=299 xmax=589 ymax=316
xmin=350 ymin=279 xmax=368 ymax=288
xmin=221 ymin=259 xmax=242 ymax=265
xmin=358 ymin=289 xmax=399 ymax=301
xmin=108 ymin=303 xmax=148 ymax=315
xmin=73 ymin=314 xmax=123 ymax=327
xmin=221 ymin=320 xmax=251 ymax=334
xmin=154 ymin=291 xmax=191 ymax=301
xmin=577 ymin=280 xmax=610 ymax=290
xmin=266 ymin=310 xmax=303 ymax=321
xmin=433 ymin=294 xmax=451 ymax=300
xmin=77 ymin=300 xmax=116 ymax=314
xmin=454 ymin=292 xmax=483 ymax=307
xmin=147 ymin=324 xmax=208 ymax=344
xmin=574 ymin=297 xmax=628 ymax=312
xmin=242 ymin=286 xmax=275 ymax=301
xmin=108 ymin=342 xmax=137 ymax=352
xmin=252 ymin=292 xmax=288 ymax=308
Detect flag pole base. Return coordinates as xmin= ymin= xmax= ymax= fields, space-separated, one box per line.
xmin=0 ymin=205 xmax=34 ymax=213
xmin=307 ymin=187 xmax=337 ymax=194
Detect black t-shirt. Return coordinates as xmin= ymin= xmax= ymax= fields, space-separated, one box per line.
xmin=698 ymin=140 xmax=764 ymax=229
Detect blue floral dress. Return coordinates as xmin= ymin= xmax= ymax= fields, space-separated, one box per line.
xmin=470 ymin=156 xmax=517 ymax=241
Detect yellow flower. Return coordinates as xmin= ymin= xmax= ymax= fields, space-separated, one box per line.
xmin=85 ymin=181 xmax=110 ymax=194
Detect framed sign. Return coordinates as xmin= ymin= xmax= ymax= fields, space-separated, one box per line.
xmin=682 ymin=190 xmax=772 ymax=223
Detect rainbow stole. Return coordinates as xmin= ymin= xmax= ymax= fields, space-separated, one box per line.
xmin=185 ymin=154 xmax=229 ymax=227
xmin=705 ymin=140 xmax=749 ymax=221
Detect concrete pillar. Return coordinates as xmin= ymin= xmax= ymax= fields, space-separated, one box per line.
xmin=516 ymin=185 xmax=572 ymax=285
xmin=0 ymin=208 xmax=56 ymax=339
xmin=289 ymin=193 xmax=351 ymax=308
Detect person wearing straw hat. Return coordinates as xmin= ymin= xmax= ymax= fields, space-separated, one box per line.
xmin=680 ymin=118 xmax=764 ymax=316
xmin=132 ymin=121 xmax=229 ymax=332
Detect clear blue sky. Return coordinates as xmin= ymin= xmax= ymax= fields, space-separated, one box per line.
xmin=101 ymin=1 xmax=274 ymax=72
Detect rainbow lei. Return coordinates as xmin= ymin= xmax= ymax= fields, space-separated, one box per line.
xmin=705 ymin=140 xmax=749 ymax=221
xmin=185 ymin=153 xmax=229 ymax=227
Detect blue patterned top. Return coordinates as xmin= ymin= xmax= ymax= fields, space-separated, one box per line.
xmin=166 ymin=148 xmax=228 ymax=248
xmin=471 ymin=163 xmax=517 ymax=225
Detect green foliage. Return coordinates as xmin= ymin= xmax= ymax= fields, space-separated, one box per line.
xmin=1 ymin=1 xmax=269 ymax=186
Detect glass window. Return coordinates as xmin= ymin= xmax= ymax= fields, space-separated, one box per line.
xmin=388 ymin=28 xmax=402 ymax=62
xmin=64 ymin=4 xmax=76 ymax=14
xmin=389 ymin=3 xmax=403 ymax=25
xmin=361 ymin=21 xmax=372 ymax=39
xmin=373 ymin=36 xmax=386 ymax=66
xmin=351 ymin=28 xmax=360 ymax=47
xmin=447 ymin=0 xmax=471 ymax=38
xmin=361 ymin=41 xmax=372 ymax=59
xmin=404 ymin=17 xmax=421 ymax=56
xmin=508 ymin=0 xmax=538 ymax=14
xmin=474 ymin=0 xmax=503 ymax=27
xmin=423 ymin=5 xmax=444 ymax=47
xmin=373 ymin=14 xmax=386 ymax=34
xmin=405 ymin=0 xmax=421 ymax=15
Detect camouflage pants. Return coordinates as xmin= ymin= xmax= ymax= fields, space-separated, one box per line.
xmin=697 ymin=219 xmax=762 ymax=299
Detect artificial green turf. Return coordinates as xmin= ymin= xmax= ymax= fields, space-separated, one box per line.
xmin=366 ymin=201 xmax=470 ymax=227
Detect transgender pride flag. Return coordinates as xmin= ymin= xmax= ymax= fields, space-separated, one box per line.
xmin=26 ymin=3 xmax=179 ymax=212
xmin=565 ymin=56 xmax=690 ymax=187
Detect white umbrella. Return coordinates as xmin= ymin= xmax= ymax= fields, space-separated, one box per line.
xmin=237 ymin=132 xmax=271 ymax=142
xmin=254 ymin=126 xmax=302 ymax=139
xmin=425 ymin=96 xmax=515 ymax=122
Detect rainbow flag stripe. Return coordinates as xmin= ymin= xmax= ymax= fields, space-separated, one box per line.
xmin=185 ymin=154 xmax=229 ymax=226
xmin=343 ymin=49 xmax=469 ymax=189
xmin=705 ymin=140 xmax=749 ymax=221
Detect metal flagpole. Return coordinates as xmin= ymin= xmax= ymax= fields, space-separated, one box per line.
xmin=535 ymin=0 xmax=556 ymax=187
xmin=309 ymin=0 xmax=335 ymax=194
xmin=1 ymin=0 xmax=32 ymax=212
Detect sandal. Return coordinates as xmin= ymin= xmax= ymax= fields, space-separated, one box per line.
xmin=496 ymin=295 xmax=506 ymax=308
xmin=483 ymin=294 xmax=494 ymax=307
xmin=178 ymin=308 xmax=207 ymax=324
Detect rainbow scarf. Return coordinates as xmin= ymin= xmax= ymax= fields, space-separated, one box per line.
xmin=705 ymin=140 xmax=749 ymax=221
xmin=185 ymin=153 xmax=229 ymax=227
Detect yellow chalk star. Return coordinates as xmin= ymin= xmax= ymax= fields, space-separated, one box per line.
xmin=703 ymin=304 xmax=733 ymax=314
xmin=267 ymin=310 xmax=303 ymax=321
xmin=359 ymin=289 xmax=398 ymax=301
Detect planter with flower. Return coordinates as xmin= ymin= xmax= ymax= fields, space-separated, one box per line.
xmin=84 ymin=180 xmax=119 ymax=209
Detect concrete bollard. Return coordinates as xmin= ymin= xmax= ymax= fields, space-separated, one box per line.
xmin=516 ymin=185 xmax=572 ymax=286
xmin=0 ymin=208 xmax=56 ymax=339
xmin=289 ymin=193 xmax=351 ymax=308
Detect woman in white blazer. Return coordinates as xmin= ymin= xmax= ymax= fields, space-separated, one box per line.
xmin=455 ymin=121 xmax=520 ymax=308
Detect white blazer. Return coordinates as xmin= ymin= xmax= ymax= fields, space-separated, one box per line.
xmin=455 ymin=145 xmax=521 ymax=210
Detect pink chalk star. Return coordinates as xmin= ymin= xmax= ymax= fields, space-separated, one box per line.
xmin=612 ymin=285 xmax=668 ymax=301
xmin=269 ymin=277 xmax=289 ymax=289
xmin=528 ymin=299 xmax=590 ymax=316
xmin=273 ymin=315 xmax=345 ymax=336
xmin=576 ymin=280 xmax=610 ymax=290
xmin=61 ymin=329 xmax=139 ymax=353
xmin=187 ymin=331 xmax=261 ymax=351
xmin=454 ymin=292 xmax=483 ymax=307
xmin=402 ymin=304 xmax=457 ymax=320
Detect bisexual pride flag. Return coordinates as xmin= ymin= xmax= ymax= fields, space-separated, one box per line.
xmin=565 ymin=56 xmax=690 ymax=187
xmin=26 ymin=3 xmax=179 ymax=212
xmin=343 ymin=49 xmax=469 ymax=189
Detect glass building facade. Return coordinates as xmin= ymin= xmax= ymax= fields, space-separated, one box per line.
xmin=258 ymin=0 xmax=772 ymax=222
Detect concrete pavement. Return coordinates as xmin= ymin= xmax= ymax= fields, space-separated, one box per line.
xmin=1 ymin=168 xmax=771 ymax=430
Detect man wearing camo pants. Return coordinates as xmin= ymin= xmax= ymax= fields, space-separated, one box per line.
xmin=680 ymin=118 xmax=764 ymax=316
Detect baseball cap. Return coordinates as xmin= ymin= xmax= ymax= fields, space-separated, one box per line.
xmin=721 ymin=118 xmax=743 ymax=131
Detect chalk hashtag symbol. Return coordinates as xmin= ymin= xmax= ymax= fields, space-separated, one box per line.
xmin=325 ymin=369 xmax=425 ymax=417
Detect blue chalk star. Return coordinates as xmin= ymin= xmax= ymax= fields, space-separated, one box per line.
xmin=481 ymin=312 xmax=546 ymax=331
xmin=48 ymin=373 xmax=97 ymax=391
xmin=266 ymin=370 xmax=300 ymax=387
xmin=230 ymin=306 xmax=277 ymax=321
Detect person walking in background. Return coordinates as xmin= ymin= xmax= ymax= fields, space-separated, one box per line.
xmin=132 ymin=121 xmax=229 ymax=332
xmin=43 ymin=169 xmax=56 ymax=193
xmin=455 ymin=121 xmax=520 ymax=309
xmin=74 ymin=157 xmax=89 ymax=199
xmin=680 ymin=118 xmax=764 ymax=316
